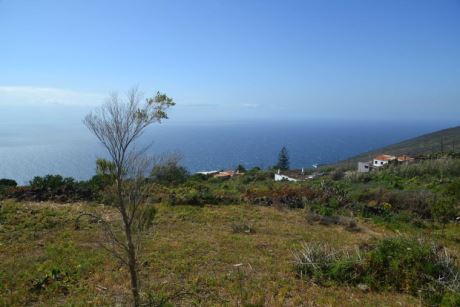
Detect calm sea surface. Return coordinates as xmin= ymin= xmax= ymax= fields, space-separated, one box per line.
xmin=0 ymin=119 xmax=456 ymax=184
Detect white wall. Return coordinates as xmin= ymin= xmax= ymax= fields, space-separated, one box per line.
xmin=373 ymin=159 xmax=389 ymax=167
xmin=274 ymin=174 xmax=298 ymax=182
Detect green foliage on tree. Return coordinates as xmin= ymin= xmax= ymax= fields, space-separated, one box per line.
xmin=235 ymin=164 xmax=246 ymax=173
xmin=0 ymin=179 xmax=17 ymax=188
xmin=30 ymin=175 xmax=75 ymax=191
xmin=89 ymin=158 xmax=117 ymax=191
xmin=150 ymin=154 xmax=189 ymax=186
xmin=0 ymin=178 xmax=18 ymax=196
xmin=275 ymin=146 xmax=290 ymax=171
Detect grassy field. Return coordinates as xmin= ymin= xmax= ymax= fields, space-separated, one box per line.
xmin=4 ymin=200 xmax=455 ymax=306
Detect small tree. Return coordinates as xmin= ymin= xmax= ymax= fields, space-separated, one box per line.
xmin=0 ymin=178 xmax=17 ymax=195
xmin=0 ymin=178 xmax=17 ymax=188
xmin=431 ymin=197 xmax=458 ymax=234
xmin=82 ymin=87 xmax=174 ymax=306
xmin=275 ymin=146 xmax=290 ymax=171
xmin=150 ymin=152 xmax=189 ymax=186
xmin=235 ymin=164 xmax=246 ymax=173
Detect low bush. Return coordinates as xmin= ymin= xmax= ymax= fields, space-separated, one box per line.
xmin=231 ymin=219 xmax=255 ymax=234
xmin=150 ymin=162 xmax=189 ymax=186
xmin=344 ymin=171 xmax=371 ymax=183
xmin=0 ymin=178 xmax=17 ymax=188
xmin=0 ymin=178 xmax=18 ymax=197
xmin=430 ymin=197 xmax=460 ymax=227
xmin=380 ymin=157 xmax=460 ymax=179
xmin=241 ymin=170 xmax=274 ymax=184
xmin=305 ymin=210 xmax=361 ymax=232
xmin=244 ymin=184 xmax=318 ymax=208
xmin=329 ymin=169 xmax=345 ymax=181
xmin=166 ymin=186 xmax=217 ymax=206
xmin=2 ymin=175 xmax=98 ymax=202
xmin=294 ymin=237 xmax=460 ymax=305
xmin=352 ymin=188 xmax=437 ymax=219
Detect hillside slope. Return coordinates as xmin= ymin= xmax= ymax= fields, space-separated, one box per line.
xmin=337 ymin=125 xmax=460 ymax=168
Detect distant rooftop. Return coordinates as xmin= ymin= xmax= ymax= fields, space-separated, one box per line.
xmin=374 ymin=154 xmax=396 ymax=161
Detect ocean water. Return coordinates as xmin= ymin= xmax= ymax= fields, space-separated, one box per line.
xmin=0 ymin=119 xmax=456 ymax=184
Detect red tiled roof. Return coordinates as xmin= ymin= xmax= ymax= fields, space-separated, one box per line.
xmin=397 ymin=155 xmax=414 ymax=162
xmin=374 ymin=154 xmax=396 ymax=161
xmin=214 ymin=170 xmax=235 ymax=178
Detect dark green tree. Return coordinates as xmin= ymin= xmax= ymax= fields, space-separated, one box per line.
xmin=275 ymin=146 xmax=290 ymax=170
xmin=150 ymin=153 xmax=189 ymax=186
xmin=235 ymin=164 xmax=246 ymax=173
xmin=0 ymin=178 xmax=17 ymax=187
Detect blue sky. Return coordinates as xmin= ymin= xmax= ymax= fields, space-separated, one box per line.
xmin=1 ymin=0 xmax=460 ymax=122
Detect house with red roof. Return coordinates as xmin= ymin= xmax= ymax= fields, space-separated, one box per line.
xmin=373 ymin=154 xmax=396 ymax=167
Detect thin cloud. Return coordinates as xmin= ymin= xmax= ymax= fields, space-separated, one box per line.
xmin=179 ymin=102 xmax=221 ymax=108
xmin=0 ymin=86 xmax=105 ymax=106
xmin=241 ymin=103 xmax=260 ymax=108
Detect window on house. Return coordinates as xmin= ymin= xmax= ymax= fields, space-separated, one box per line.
xmin=381 ymin=161 xmax=384 ymax=165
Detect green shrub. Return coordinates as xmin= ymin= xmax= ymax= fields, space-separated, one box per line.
xmin=294 ymin=237 xmax=460 ymax=305
xmin=231 ymin=219 xmax=255 ymax=234
xmin=2 ymin=175 xmax=99 ymax=202
xmin=244 ymin=184 xmax=317 ymax=208
xmin=186 ymin=173 xmax=208 ymax=182
xmin=380 ymin=157 xmax=460 ymax=179
xmin=305 ymin=210 xmax=361 ymax=231
xmin=344 ymin=171 xmax=371 ymax=183
xmin=28 ymin=241 xmax=104 ymax=297
xmin=293 ymin=242 xmax=341 ymax=281
xmin=150 ymin=163 xmax=189 ymax=186
xmin=0 ymin=178 xmax=18 ymax=198
xmin=329 ymin=169 xmax=345 ymax=181
xmin=150 ymin=153 xmax=189 ymax=186
xmin=235 ymin=164 xmax=246 ymax=173
xmin=0 ymin=178 xmax=17 ymax=188
xmin=352 ymin=188 xmax=436 ymax=219
xmin=241 ymin=170 xmax=273 ymax=183
xmin=166 ymin=186 xmax=217 ymax=206
xmin=444 ymin=179 xmax=460 ymax=199
xmin=430 ymin=197 xmax=459 ymax=226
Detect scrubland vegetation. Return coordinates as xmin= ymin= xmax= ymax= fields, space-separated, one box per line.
xmin=1 ymin=154 xmax=460 ymax=306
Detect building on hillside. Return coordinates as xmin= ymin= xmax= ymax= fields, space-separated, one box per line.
xmin=274 ymin=169 xmax=305 ymax=182
xmin=274 ymin=169 xmax=322 ymax=181
xmin=213 ymin=170 xmax=235 ymax=179
xmin=357 ymin=161 xmax=373 ymax=173
xmin=397 ymin=155 xmax=415 ymax=163
xmin=373 ymin=154 xmax=396 ymax=167
xmin=196 ymin=170 xmax=219 ymax=176
xmin=358 ymin=154 xmax=415 ymax=172
xmin=307 ymin=172 xmax=324 ymax=179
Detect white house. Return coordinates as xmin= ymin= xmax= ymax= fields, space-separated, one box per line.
xmin=274 ymin=168 xmax=319 ymax=181
xmin=373 ymin=154 xmax=396 ymax=167
xmin=196 ymin=170 xmax=219 ymax=176
xmin=357 ymin=161 xmax=373 ymax=173
xmin=274 ymin=173 xmax=300 ymax=182
xmin=358 ymin=154 xmax=415 ymax=172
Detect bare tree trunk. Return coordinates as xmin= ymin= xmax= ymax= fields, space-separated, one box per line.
xmin=124 ymin=219 xmax=140 ymax=307
xmin=116 ymin=178 xmax=141 ymax=307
